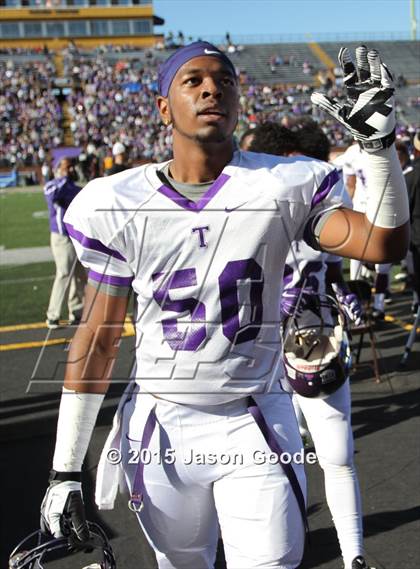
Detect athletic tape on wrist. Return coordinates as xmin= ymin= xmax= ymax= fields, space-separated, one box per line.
xmin=364 ymin=145 xmax=409 ymax=228
xmin=52 ymin=387 xmax=105 ymax=472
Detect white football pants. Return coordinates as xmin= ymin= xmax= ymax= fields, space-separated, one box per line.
xmin=121 ymin=391 xmax=306 ymax=569
xmin=293 ymin=381 xmax=363 ymax=569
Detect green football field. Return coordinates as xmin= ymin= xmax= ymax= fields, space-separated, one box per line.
xmin=0 ymin=191 xmax=50 ymax=249
xmin=0 ymin=191 xmax=54 ymax=325
xmin=0 ymin=262 xmax=56 ymax=325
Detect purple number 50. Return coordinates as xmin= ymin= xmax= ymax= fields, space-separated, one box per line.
xmin=152 ymin=258 xmax=264 ymax=351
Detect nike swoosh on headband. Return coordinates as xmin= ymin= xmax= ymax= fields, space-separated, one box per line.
xmin=204 ymin=49 xmax=221 ymax=55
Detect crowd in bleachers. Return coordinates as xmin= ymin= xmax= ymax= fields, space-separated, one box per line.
xmin=0 ymin=43 xmax=418 ymax=177
xmin=0 ymin=47 xmax=50 ymax=56
xmin=408 ymin=96 xmax=420 ymax=108
xmin=0 ymin=57 xmax=63 ymax=170
xmin=65 ymin=52 xmax=171 ymax=164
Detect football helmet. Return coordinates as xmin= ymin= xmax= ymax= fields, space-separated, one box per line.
xmin=9 ymin=522 xmax=116 ymax=569
xmin=283 ymin=293 xmax=351 ymax=398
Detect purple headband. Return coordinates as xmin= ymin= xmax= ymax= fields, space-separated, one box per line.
xmin=157 ymin=41 xmax=237 ymax=97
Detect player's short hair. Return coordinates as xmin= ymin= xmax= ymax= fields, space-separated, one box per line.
xmin=292 ymin=121 xmax=331 ymax=162
xmin=56 ymin=156 xmax=75 ymax=170
xmin=247 ymin=122 xmax=298 ymax=156
xmin=239 ymin=127 xmax=256 ymax=150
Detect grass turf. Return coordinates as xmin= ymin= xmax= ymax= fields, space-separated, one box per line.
xmin=0 ymin=191 xmax=50 ymax=249
xmin=0 ymin=262 xmax=135 ymax=326
xmin=0 ymin=262 xmax=55 ymax=325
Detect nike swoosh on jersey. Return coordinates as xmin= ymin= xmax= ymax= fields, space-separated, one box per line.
xmin=224 ymin=202 xmax=248 ymax=213
xmin=204 ymin=49 xmax=220 ymax=55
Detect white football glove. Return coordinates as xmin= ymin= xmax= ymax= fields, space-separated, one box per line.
xmin=311 ymin=45 xmax=395 ymax=152
xmin=40 ymin=480 xmax=90 ymax=544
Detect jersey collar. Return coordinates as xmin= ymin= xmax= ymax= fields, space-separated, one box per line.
xmin=152 ymin=151 xmax=240 ymax=213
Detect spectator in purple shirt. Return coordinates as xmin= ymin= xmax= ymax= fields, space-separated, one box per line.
xmin=44 ymin=157 xmax=86 ymax=329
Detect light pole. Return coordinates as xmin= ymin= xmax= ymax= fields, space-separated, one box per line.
xmin=411 ymin=0 xmax=418 ymax=40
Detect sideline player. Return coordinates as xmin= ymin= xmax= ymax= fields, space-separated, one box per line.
xmin=250 ymin=121 xmax=370 ymax=569
xmin=39 ymin=42 xmax=408 ymax=569
xmin=403 ymin=133 xmax=420 ymax=314
xmin=44 ymin=157 xmax=86 ymax=329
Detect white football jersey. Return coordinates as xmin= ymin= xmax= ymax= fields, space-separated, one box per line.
xmin=284 ymin=241 xmax=328 ymax=297
xmin=65 ymin=150 xmax=345 ymax=404
xmin=283 ymin=181 xmax=350 ymax=296
xmin=341 ymin=143 xmax=368 ymax=213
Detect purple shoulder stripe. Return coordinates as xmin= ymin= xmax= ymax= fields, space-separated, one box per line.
xmin=88 ymin=270 xmax=133 ymax=287
xmin=311 ymin=169 xmax=340 ymax=208
xmin=65 ymin=223 xmax=126 ymax=262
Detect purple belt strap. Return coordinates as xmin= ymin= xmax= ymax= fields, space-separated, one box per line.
xmin=247 ymin=397 xmax=308 ymax=533
xmin=128 ymin=404 xmax=157 ymax=512
xmin=129 ymin=397 xmax=308 ymax=534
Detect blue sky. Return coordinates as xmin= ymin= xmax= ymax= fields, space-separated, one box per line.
xmin=154 ymin=0 xmax=419 ymax=42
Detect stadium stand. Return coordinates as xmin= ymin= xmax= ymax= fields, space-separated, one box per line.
xmin=0 ymin=54 xmax=63 ymax=174
xmin=319 ymin=40 xmax=420 ymax=82
xmin=224 ymin=43 xmax=322 ymax=84
xmin=0 ymin=40 xmax=418 ymax=183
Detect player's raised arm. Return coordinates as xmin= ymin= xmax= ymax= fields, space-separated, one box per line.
xmin=311 ymin=46 xmax=409 ymax=262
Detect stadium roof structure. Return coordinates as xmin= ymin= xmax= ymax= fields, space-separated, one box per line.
xmin=0 ymin=1 xmax=165 ymax=50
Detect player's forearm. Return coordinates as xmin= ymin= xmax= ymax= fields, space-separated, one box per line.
xmin=53 ymin=332 xmax=123 ymax=472
xmin=64 ymin=323 xmax=122 ymax=394
xmin=53 ymin=287 xmax=129 ymax=472
xmin=52 ymin=388 xmax=105 ymax=472
xmin=64 ymin=284 xmax=129 ymax=393
xmin=319 ymin=146 xmax=409 ymax=261
xmin=363 ymin=145 xmax=409 ymax=229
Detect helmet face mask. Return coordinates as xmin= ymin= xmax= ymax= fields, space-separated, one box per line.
xmin=283 ymin=294 xmax=352 ymax=398
xmin=9 ymin=522 xmax=116 ymax=569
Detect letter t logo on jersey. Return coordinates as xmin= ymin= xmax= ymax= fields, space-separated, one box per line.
xmin=192 ymin=226 xmax=209 ymax=248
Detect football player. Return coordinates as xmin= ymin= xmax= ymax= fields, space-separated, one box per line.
xmin=39 ymin=42 xmax=407 ymax=569
xmin=250 ymin=119 xmax=370 ymax=569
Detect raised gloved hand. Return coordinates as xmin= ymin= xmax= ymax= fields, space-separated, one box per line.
xmin=331 ymin=282 xmax=364 ymax=326
xmin=40 ymin=476 xmax=90 ymax=546
xmin=311 ymin=45 xmax=395 ymax=153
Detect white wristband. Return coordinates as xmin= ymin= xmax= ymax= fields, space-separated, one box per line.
xmin=52 ymin=387 xmax=105 ymax=472
xmin=364 ymin=145 xmax=409 ymax=228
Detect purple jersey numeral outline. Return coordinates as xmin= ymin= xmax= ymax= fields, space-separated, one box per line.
xmin=152 ymin=258 xmax=264 ymax=351
xmin=152 ymin=268 xmax=206 ymax=351
xmin=219 ymin=259 xmax=264 ymax=345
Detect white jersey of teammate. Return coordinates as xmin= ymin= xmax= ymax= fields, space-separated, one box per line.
xmin=284 ymin=240 xmax=341 ymax=297
xmin=340 ymin=143 xmax=368 ymax=213
xmin=283 ymin=231 xmax=345 ymax=342
xmin=283 ymin=179 xmax=351 ymax=296
xmin=65 ymin=150 xmax=345 ymax=405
